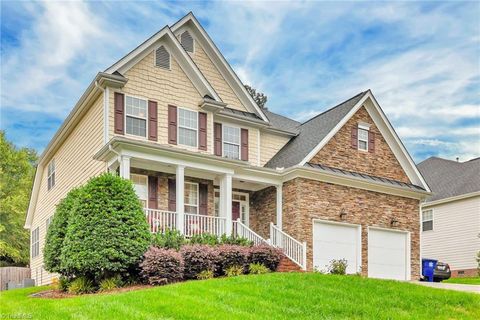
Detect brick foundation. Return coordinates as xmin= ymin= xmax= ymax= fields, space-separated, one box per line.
xmin=451 ymin=268 xmax=479 ymax=278
xmin=277 ymin=255 xmax=303 ymax=272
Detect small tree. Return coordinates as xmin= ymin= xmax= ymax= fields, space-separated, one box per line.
xmin=244 ymin=84 xmax=268 ymax=110
xmin=59 ymin=173 xmax=150 ymax=281
xmin=44 ymin=187 xmax=82 ymax=274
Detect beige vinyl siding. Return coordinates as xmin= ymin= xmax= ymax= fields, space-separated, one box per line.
xmin=421 ymin=196 xmax=480 ymax=271
xmin=30 ymin=95 xmax=106 ymax=285
xmin=260 ymin=132 xmax=291 ymax=166
xmin=187 ymin=42 xmax=248 ymax=112
xmin=109 ymin=49 xmax=214 ymax=155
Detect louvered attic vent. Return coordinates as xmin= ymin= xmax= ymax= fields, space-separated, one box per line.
xmin=181 ymin=31 xmax=194 ymax=53
xmin=155 ymin=46 xmax=170 ymax=69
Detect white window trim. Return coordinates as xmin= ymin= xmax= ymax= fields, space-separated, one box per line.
xmin=131 ymin=173 xmax=148 ymax=207
xmin=357 ymin=127 xmax=369 ymax=152
xmin=177 ymin=107 xmax=198 ymax=148
xmin=31 ymin=227 xmax=39 ymax=258
xmin=422 ymin=209 xmax=434 ymax=232
xmin=214 ymin=189 xmax=249 ymax=225
xmin=154 ymin=45 xmax=171 ymax=70
xmin=222 ymin=123 xmax=241 ymax=160
xmin=124 ymin=94 xmax=149 ymax=139
xmin=47 ymin=159 xmax=55 ymax=191
xmin=184 ymin=181 xmax=199 ymax=215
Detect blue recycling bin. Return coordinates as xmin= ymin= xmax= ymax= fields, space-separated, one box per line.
xmin=422 ymin=258 xmax=437 ymax=282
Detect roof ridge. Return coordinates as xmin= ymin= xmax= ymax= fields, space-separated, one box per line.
xmin=300 ymin=91 xmax=366 ymax=126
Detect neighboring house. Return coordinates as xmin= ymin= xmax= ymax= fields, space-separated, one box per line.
xmin=25 ymin=12 xmax=430 ymax=285
xmin=418 ymin=157 xmax=480 ymax=277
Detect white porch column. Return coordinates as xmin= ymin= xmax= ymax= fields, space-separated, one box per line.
xmin=220 ymin=173 xmax=233 ymax=235
xmin=276 ymin=184 xmax=283 ymax=229
xmin=176 ymin=165 xmax=185 ymax=234
xmin=119 ymin=156 xmax=131 ymax=179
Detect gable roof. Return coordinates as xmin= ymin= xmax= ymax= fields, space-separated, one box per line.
xmin=171 ymin=12 xmax=269 ymax=122
xmin=265 ymin=91 xmax=366 ymax=169
xmin=417 ymin=157 xmax=480 ymax=202
xmin=264 ymin=110 xmax=301 ymax=135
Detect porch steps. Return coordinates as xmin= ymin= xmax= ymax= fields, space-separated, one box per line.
xmin=276 ymin=255 xmax=303 ymax=273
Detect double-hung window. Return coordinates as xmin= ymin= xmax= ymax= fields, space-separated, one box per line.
xmin=47 ymin=160 xmax=55 ymax=190
xmin=178 ymin=108 xmax=198 ymax=147
xmin=184 ymin=182 xmax=198 ymax=214
xmin=223 ymin=125 xmax=240 ymax=160
xmin=358 ymin=127 xmax=369 ymax=151
xmin=422 ymin=209 xmax=433 ymax=231
xmin=31 ymin=227 xmax=39 ymax=258
xmin=125 ymin=96 xmax=147 ymax=137
xmin=131 ymin=174 xmax=148 ymax=208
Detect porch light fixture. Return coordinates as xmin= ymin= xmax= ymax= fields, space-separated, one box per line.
xmin=391 ymin=218 xmax=399 ymax=227
xmin=339 ymin=210 xmax=347 ymax=220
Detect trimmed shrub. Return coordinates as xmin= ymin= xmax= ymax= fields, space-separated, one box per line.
xmin=197 ymin=270 xmax=214 ymax=280
xmin=215 ymin=245 xmax=249 ymax=275
xmin=58 ymin=276 xmax=70 ymax=292
xmin=248 ymin=245 xmax=282 ymax=271
xmin=220 ymin=234 xmax=253 ymax=246
xmin=68 ymin=277 xmax=94 ymax=295
xmin=152 ymin=229 xmax=185 ymax=250
xmin=60 ymin=173 xmax=151 ymax=281
xmin=99 ymin=275 xmax=123 ymax=292
xmin=44 ymin=187 xmax=82 ymax=275
xmin=225 ymin=265 xmax=244 ymax=277
xmin=248 ymin=263 xmax=270 ymax=275
xmin=180 ymin=245 xmax=218 ymax=279
xmin=140 ymin=246 xmax=184 ymax=285
xmin=189 ymin=233 xmax=220 ymax=246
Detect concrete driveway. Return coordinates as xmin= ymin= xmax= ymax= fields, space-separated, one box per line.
xmin=413 ymin=281 xmax=480 ymax=294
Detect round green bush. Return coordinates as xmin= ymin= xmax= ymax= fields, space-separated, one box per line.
xmin=60 ymin=173 xmax=151 ymax=281
xmin=44 ymin=187 xmax=83 ymax=274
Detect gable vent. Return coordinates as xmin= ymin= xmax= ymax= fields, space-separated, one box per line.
xmin=181 ymin=31 xmax=194 ymax=53
xmin=155 ymin=46 xmax=170 ymax=69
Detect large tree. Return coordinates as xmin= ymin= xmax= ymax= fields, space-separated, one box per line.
xmin=0 ymin=131 xmax=37 ymax=266
xmin=244 ymin=85 xmax=268 ymax=110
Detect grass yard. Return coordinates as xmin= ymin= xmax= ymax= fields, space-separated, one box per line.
xmin=444 ymin=276 xmax=480 ymax=285
xmin=1 ymin=273 xmax=479 ymax=320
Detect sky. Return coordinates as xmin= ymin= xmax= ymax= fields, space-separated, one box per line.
xmin=1 ymin=1 xmax=479 ymax=163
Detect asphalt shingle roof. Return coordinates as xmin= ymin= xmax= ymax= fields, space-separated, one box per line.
xmin=417 ymin=157 xmax=480 ymax=202
xmin=265 ymin=91 xmax=367 ymax=169
xmin=264 ymin=110 xmax=301 ymax=134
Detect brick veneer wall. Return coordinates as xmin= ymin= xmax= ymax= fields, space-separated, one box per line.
xmin=281 ymin=178 xmax=420 ymax=279
xmin=310 ymin=107 xmax=410 ymax=183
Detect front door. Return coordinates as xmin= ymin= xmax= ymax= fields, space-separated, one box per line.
xmin=232 ymin=201 xmax=240 ymax=221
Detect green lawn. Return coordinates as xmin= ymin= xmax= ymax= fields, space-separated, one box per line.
xmin=1 ymin=273 xmax=479 ymax=320
xmin=445 ymin=276 xmax=480 ymax=285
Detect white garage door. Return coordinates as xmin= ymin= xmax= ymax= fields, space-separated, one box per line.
xmin=368 ymin=228 xmax=409 ymax=280
xmin=313 ymin=221 xmax=361 ymax=274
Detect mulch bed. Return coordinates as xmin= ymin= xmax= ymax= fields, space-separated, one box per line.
xmin=30 ymin=285 xmax=152 ymax=299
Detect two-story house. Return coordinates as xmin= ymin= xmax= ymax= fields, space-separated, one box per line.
xmin=25 ymin=12 xmax=430 ymax=285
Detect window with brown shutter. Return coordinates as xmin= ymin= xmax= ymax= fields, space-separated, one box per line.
xmin=148 ymin=176 xmax=158 ymax=209
xmin=214 ymin=122 xmax=222 ymax=156
xmin=241 ymin=128 xmax=249 ymax=161
xmin=168 ymin=105 xmax=177 ymax=144
xmin=168 ymin=179 xmax=176 ymax=211
xmin=368 ymin=131 xmax=375 ymax=153
xmin=199 ymin=183 xmax=208 ymax=215
xmin=351 ymin=127 xmax=358 ymax=149
xmin=148 ymin=101 xmax=158 ymax=141
xmin=198 ymin=112 xmax=207 ymax=150
xmin=114 ymin=92 xmax=125 ymax=134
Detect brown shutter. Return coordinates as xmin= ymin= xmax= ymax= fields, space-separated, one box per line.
xmin=241 ymin=128 xmax=249 ymax=161
xmin=199 ymin=183 xmax=208 ymax=215
xmin=148 ymin=176 xmax=158 ymax=209
xmin=168 ymin=105 xmax=177 ymax=144
xmin=198 ymin=112 xmax=207 ymax=151
xmin=168 ymin=179 xmax=176 ymax=211
xmin=351 ymin=127 xmax=358 ymax=149
xmin=368 ymin=131 xmax=375 ymax=153
xmin=214 ymin=122 xmax=222 ymax=156
xmin=148 ymin=101 xmax=158 ymax=141
xmin=114 ymin=92 xmax=125 ymax=134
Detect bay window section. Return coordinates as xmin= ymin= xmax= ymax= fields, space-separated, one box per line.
xmin=223 ymin=125 xmax=240 ymax=159
xmin=184 ymin=182 xmax=198 ymax=214
xmin=125 ymin=96 xmax=147 ymax=137
xmin=178 ymin=108 xmax=198 ymax=147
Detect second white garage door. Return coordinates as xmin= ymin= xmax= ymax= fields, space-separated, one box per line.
xmin=313 ymin=221 xmax=361 ymax=274
xmin=368 ymin=228 xmax=410 ymax=280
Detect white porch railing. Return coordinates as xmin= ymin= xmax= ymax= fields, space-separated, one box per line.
xmin=145 ymin=209 xmax=177 ymax=233
xmin=184 ymin=213 xmax=226 ymax=237
xmin=270 ymin=222 xmax=307 ymax=270
xmin=233 ymin=219 xmax=268 ymax=245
